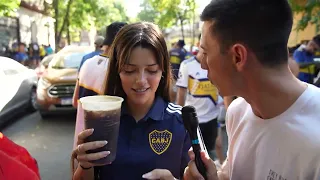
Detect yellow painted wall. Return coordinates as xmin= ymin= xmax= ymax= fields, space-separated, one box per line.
xmin=288 ymin=13 xmax=317 ymax=47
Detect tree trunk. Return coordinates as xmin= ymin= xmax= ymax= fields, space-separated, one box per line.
xmin=67 ymin=18 xmax=71 ymax=45
xmin=57 ymin=0 xmax=73 ymax=47
xmin=179 ymin=15 xmax=185 ymax=40
xmin=54 ymin=0 xmax=59 ymax=52
xmin=191 ymin=8 xmax=195 ymax=48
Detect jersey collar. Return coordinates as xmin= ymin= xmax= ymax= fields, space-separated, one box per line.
xmin=194 ymin=56 xmax=200 ymax=63
xmin=121 ymin=96 xmax=165 ymax=121
xmin=99 ymin=53 xmax=109 ymax=58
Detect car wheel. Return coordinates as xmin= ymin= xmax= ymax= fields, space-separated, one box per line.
xmin=28 ymin=87 xmax=38 ymax=112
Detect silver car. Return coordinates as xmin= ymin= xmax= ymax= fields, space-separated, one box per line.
xmin=0 ymin=56 xmax=38 ymax=127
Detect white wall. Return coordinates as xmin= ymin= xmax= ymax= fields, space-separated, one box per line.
xmin=17 ymin=7 xmax=55 ymax=49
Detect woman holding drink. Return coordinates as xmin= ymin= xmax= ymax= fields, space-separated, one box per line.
xmin=72 ymin=22 xmax=191 ymax=180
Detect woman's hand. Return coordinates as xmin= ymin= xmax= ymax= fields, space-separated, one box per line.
xmin=142 ymin=169 xmax=177 ymax=180
xmin=75 ymin=129 xmax=110 ymax=168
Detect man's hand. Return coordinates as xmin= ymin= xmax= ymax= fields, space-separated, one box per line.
xmin=142 ymin=169 xmax=177 ymax=180
xmin=184 ymin=149 xmax=219 ymax=180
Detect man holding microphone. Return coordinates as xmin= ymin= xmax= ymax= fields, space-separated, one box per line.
xmin=144 ymin=0 xmax=320 ymax=179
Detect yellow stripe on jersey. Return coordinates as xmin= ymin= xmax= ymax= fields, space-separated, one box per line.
xmin=188 ymin=76 xmax=219 ymax=103
xmin=170 ymin=56 xmax=181 ymax=64
xmin=299 ymin=65 xmax=315 ymax=74
xmin=78 ymin=82 xmax=102 ymax=95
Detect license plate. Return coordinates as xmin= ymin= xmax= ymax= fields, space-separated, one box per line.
xmin=61 ymin=98 xmax=72 ymax=105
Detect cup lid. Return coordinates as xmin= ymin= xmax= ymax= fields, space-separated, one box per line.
xmin=80 ymin=95 xmax=124 ymax=111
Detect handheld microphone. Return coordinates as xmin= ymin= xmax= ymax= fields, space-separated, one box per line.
xmin=182 ymin=106 xmax=207 ymax=179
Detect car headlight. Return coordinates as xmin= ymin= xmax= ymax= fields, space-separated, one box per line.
xmin=37 ymin=78 xmax=51 ymax=89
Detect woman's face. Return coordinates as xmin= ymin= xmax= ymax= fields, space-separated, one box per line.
xmin=119 ymin=47 xmax=162 ymax=106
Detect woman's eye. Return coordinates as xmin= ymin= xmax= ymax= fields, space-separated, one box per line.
xmin=124 ymin=70 xmax=135 ymax=74
xmin=148 ymin=70 xmax=158 ymax=74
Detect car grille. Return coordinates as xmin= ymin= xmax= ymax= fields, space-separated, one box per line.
xmin=48 ymin=84 xmax=75 ymax=98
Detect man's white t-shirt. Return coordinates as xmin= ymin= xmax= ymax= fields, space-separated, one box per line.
xmin=226 ymin=84 xmax=320 ymax=180
xmin=176 ymin=57 xmax=223 ymax=123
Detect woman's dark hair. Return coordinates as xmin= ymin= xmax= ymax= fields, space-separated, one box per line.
xmin=201 ymin=0 xmax=293 ymax=67
xmin=104 ymin=22 xmax=172 ymax=102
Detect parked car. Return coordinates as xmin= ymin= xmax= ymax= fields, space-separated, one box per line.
xmin=0 ymin=57 xmax=38 ymax=127
xmin=36 ymin=46 xmax=94 ymax=117
xmin=35 ymin=54 xmax=55 ymax=78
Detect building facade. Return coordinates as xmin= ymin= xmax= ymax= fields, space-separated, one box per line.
xmin=0 ymin=0 xmax=55 ymax=54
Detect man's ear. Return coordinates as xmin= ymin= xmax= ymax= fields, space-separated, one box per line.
xmin=231 ymin=44 xmax=247 ymax=72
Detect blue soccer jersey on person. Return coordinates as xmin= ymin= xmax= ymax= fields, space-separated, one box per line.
xmin=78 ymin=50 xmax=103 ymax=71
xmin=14 ymin=52 xmax=28 ymax=62
xmin=170 ymin=48 xmax=186 ymax=80
xmin=95 ymin=97 xmax=191 ymax=180
xmin=293 ymin=46 xmax=315 ymax=83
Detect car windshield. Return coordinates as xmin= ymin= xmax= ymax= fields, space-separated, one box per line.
xmin=49 ymin=51 xmax=89 ymax=69
xmin=41 ymin=54 xmax=55 ymax=67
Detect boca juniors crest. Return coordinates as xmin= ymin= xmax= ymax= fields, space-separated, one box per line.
xmin=149 ymin=130 xmax=172 ymax=155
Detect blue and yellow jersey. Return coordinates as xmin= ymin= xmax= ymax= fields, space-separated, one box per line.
xmin=95 ymin=97 xmax=190 ymax=179
xmin=293 ymin=46 xmax=315 ymax=83
xmin=77 ymin=54 xmax=109 ymax=98
xmin=78 ymin=50 xmax=103 ymax=72
xmin=176 ymin=56 xmax=223 ymax=123
xmin=169 ymin=48 xmax=187 ymax=80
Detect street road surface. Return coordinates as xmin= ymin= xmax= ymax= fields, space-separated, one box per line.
xmin=1 ymin=111 xmax=76 ymax=180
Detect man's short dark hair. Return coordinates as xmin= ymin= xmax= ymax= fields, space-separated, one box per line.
xmin=201 ymin=0 xmax=293 ymax=67
xmin=103 ymin=22 xmax=127 ymax=46
xmin=313 ymin=34 xmax=320 ymax=47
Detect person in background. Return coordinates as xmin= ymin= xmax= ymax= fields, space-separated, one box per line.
xmin=29 ymin=42 xmax=41 ymax=68
xmin=14 ymin=42 xmax=28 ymax=66
xmin=169 ymin=40 xmax=187 ymax=102
xmin=45 ymin=44 xmax=54 ymax=55
xmin=170 ymin=39 xmax=187 ymax=80
xmin=293 ymin=35 xmax=320 ymax=83
xmin=78 ymin=36 xmax=104 ymax=71
xmin=72 ymin=22 xmax=127 ymax=109
xmin=39 ymin=44 xmax=47 ymax=60
xmin=10 ymin=42 xmax=18 ymax=59
xmin=72 ymin=22 xmax=190 ymax=180
xmin=288 ymin=48 xmax=300 ymax=77
xmin=175 ymin=34 xmax=223 ymax=163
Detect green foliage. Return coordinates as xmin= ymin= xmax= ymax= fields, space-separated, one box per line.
xmin=0 ymin=0 xmax=20 ymax=16
xmin=289 ymin=0 xmax=320 ymax=33
xmin=137 ymin=0 xmax=157 ymax=23
xmin=137 ymin=0 xmax=197 ymax=29
xmin=51 ymin=0 xmax=129 ymax=42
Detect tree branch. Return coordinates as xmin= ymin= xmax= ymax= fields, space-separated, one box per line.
xmin=57 ymin=0 xmax=74 ymax=44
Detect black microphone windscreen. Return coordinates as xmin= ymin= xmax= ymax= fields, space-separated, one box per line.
xmin=182 ymin=105 xmax=196 ymax=114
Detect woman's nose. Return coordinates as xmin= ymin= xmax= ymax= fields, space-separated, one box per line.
xmin=135 ymin=71 xmax=147 ymax=85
